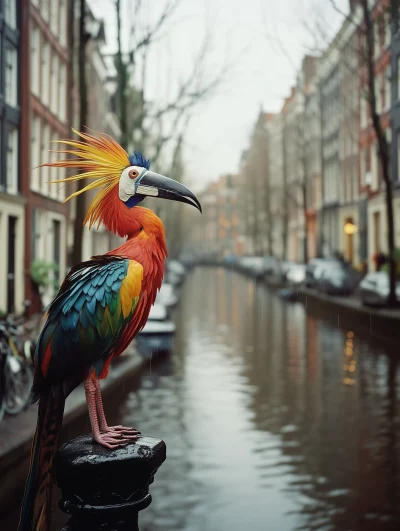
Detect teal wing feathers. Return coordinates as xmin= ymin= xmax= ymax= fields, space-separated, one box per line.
xmin=32 ymin=255 xmax=142 ymax=399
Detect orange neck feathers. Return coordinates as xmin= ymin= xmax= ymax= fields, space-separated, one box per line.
xmin=101 ymin=187 xmax=167 ymax=265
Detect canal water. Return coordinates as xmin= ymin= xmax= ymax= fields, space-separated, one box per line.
xmin=119 ymin=267 xmax=400 ymax=531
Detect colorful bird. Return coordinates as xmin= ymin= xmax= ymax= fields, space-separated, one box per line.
xmin=18 ymin=130 xmax=201 ymax=531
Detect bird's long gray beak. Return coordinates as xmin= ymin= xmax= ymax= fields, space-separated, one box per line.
xmin=137 ymin=171 xmax=202 ymax=212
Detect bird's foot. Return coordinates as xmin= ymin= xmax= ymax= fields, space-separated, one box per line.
xmin=101 ymin=424 xmax=141 ymax=438
xmin=93 ymin=431 xmax=138 ymax=449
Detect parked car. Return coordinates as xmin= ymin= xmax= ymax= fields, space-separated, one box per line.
xmin=136 ymin=304 xmax=176 ymax=358
xmin=237 ymin=256 xmax=278 ymax=278
xmin=276 ymin=261 xmax=297 ymax=282
xmin=316 ymin=264 xmax=362 ymax=295
xmin=305 ymin=258 xmax=341 ymax=288
xmin=359 ymin=272 xmax=400 ymax=306
xmin=237 ymin=257 xmax=266 ymax=277
xmin=263 ymin=256 xmax=278 ymax=275
xmin=286 ymin=264 xmax=306 ymax=286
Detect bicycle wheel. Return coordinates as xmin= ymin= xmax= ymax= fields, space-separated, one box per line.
xmin=4 ymin=355 xmax=33 ymax=415
xmin=0 ymin=355 xmax=6 ymax=423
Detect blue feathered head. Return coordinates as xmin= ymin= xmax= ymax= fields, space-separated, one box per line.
xmin=129 ymin=151 xmax=151 ymax=170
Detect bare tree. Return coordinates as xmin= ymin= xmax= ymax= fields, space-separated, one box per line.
xmin=71 ymin=0 xmax=90 ymax=266
xmin=329 ymin=0 xmax=396 ymax=303
xmin=114 ymin=0 xmax=230 ymax=171
xmin=361 ymin=0 xmax=396 ymax=304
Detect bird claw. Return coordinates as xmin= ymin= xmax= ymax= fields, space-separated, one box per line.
xmin=94 ymin=432 xmax=138 ymax=449
xmin=102 ymin=424 xmax=140 ymax=436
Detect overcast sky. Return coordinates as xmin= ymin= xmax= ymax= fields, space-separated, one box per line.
xmin=88 ymin=0 xmax=348 ymax=191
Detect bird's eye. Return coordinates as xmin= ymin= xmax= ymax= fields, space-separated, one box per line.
xmin=129 ymin=168 xmax=139 ymax=179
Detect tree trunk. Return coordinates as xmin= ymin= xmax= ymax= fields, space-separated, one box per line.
xmin=67 ymin=0 xmax=75 ymax=131
xmin=301 ymin=110 xmax=309 ymax=264
xmin=116 ymin=0 xmax=128 ymax=150
xmin=302 ymin=182 xmax=308 ymax=264
xmin=71 ymin=0 xmax=89 ymax=266
xmin=362 ymin=0 xmax=396 ymax=305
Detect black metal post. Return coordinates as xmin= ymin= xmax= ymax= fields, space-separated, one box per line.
xmin=55 ymin=434 xmax=166 ymax=531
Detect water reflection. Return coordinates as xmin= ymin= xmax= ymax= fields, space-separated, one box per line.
xmin=119 ymin=268 xmax=400 ymax=531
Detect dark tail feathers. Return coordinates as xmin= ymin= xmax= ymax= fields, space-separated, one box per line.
xmin=18 ymin=387 xmax=65 ymax=531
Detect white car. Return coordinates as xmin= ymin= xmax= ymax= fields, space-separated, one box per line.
xmin=359 ymin=272 xmax=400 ymax=306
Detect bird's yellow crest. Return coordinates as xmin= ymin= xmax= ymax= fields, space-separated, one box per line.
xmin=43 ymin=129 xmax=130 ymax=228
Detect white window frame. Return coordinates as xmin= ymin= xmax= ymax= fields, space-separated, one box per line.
xmin=50 ymin=0 xmax=59 ymax=36
xmin=41 ymin=123 xmax=50 ymax=195
xmin=397 ymin=56 xmax=400 ymax=101
xmin=58 ymin=63 xmax=66 ymax=122
xmin=59 ymin=0 xmax=67 ymax=48
xmin=31 ymin=115 xmax=40 ymax=192
xmin=50 ymin=52 xmax=58 ymax=115
xmin=5 ymin=44 xmax=18 ymax=107
xmin=384 ymin=64 xmax=391 ymax=112
xmin=6 ymin=126 xmax=18 ymax=195
xmin=31 ymin=24 xmax=40 ymax=96
xmin=41 ymin=41 xmax=50 ymax=107
xmin=41 ymin=0 xmax=49 ymax=22
xmin=4 ymin=0 xmax=17 ymax=30
xmin=50 ymin=131 xmax=59 ymax=200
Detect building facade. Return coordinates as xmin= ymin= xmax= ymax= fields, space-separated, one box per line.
xmin=360 ymin=0 xmax=392 ymax=271
xmin=0 ymin=0 xmax=24 ymax=314
xmin=70 ymin=4 xmax=123 ymax=264
xmin=23 ymin=0 xmax=69 ymax=309
xmin=299 ymin=55 xmax=319 ymax=261
xmin=304 ymin=66 xmax=322 ymax=261
xmin=320 ymin=40 xmax=340 ymax=258
xmin=338 ymin=7 xmax=362 ymax=266
xmin=266 ymin=112 xmax=285 ymax=259
xmin=282 ymin=87 xmax=301 ymax=261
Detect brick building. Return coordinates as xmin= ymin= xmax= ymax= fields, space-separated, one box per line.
xmin=22 ymin=0 xmax=69 ymax=309
xmin=338 ymin=5 xmax=362 ymax=266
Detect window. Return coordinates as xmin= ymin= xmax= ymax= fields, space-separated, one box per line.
xmin=371 ymin=141 xmax=378 ymax=190
xmin=31 ymin=24 xmax=40 ymax=96
xmin=6 ymin=126 xmax=18 ymax=195
xmin=58 ymin=63 xmax=66 ymax=122
xmin=361 ymin=95 xmax=368 ymax=129
xmin=5 ymin=45 xmax=18 ymax=107
xmin=60 ymin=0 xmax=67 ymax=47
xmin=374 ymin=75 xmax=382 ymax=114
xmin=397 ymin=131 xmax=400 ymax=181
xmin=50 ymin=52 xmax=58 ymax=115
xmin=384 ymin=65 xmax=391 ymax=112
xmin=374 ymin=20 xmax=380 ymax=60
xmin=4 ymin=0 xmax=17 ymax=29
xmin=385 ymin=11 xmax=391 ymax=48
xmin=50 ymin=0 xmax=59 ymax=35
xmin=397 ymin=56 xmax=400 ymax=100
xmin=31 ymin=115 xmax=40 ymax=191
xmin=50 ymin=131 xmax=58 ymax=200
xmin=41 ymin=123 xmax=50 ymax=195
xmin=41 ymin=0 xmax=49 ymax=21
xmin=41 ymin=41 xmax=50 ymax=106
xmin=0 ymin=120 xmax=2 ymax=187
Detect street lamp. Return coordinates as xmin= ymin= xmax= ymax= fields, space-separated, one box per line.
xmin=344 ymin=219 xmax=357 ymax=235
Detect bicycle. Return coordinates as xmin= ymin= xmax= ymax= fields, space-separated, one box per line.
xmin=0 ymin=319 xmax=34 ymax=420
